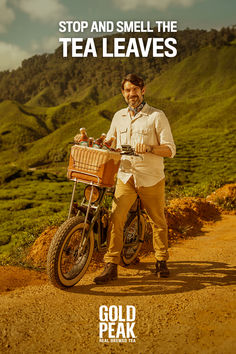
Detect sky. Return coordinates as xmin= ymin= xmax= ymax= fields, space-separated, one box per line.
xmin=0 ymin=0 xmax=235 ymax=71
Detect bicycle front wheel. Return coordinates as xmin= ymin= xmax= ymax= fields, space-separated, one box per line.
xmin=47 ymin=216 xmax=94 ymax=289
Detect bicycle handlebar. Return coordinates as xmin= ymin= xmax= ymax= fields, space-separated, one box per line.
xmin=120 ymin=145 xmax=141 ymax=157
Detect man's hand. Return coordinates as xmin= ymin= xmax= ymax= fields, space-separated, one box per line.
xmin=135 ymin=143 xmax=173 ymax=157
xmin=135 ymin=143 xmax=152 ymax=153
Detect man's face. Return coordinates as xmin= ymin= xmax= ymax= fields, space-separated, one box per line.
xmin=122 ymin=81 xmax=145 ymax=108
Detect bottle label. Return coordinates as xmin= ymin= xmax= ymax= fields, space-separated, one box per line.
xmin=102 ymin=144 xmax=110 ymax=150
xmin=79 ymin=141 xmax=88 ymax=146
xmin=93 ymin=143 xmax=102 ymax=149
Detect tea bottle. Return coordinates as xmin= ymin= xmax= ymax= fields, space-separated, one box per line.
xmin=102 ymin=136 xmax=116 ymax=150
xmin=88 ymin=137 xmax=94 ymax=147
xmin=78 ymin=127 xmax=88 ymax=146
xmin=93 ymin=133 xmax=106 ymax=149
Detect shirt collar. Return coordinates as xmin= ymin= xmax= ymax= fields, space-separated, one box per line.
xmin=122 ymin=102 xmax=149 ymax=117
xmin=128 ymin=100 xmax=146 ymax=116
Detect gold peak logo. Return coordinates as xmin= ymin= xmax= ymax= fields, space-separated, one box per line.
xmin=99 ymin=305 xmax=136 ymax=343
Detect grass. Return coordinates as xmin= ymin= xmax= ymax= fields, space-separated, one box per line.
xmin=215 ymin=197 xmax=236 ymax=211
xmin=0 ymin=172 xmax=86 ymax=265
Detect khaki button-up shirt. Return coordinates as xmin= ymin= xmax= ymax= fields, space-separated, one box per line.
xmin=106 ymin=103 xmax=176 ymax=187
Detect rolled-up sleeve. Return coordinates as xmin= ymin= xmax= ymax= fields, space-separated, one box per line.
xmin=155 ymin=111 xmax=176 ymax=158
xmin=105 ymin=113 xmax=118 ymax=141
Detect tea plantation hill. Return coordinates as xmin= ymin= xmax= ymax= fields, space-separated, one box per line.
xmin=0 ymin=44 xmax=235 ymax=264
xmin=0 ymin=45 xmax=235 ymax=185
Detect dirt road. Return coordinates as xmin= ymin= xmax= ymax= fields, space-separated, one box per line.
xmin=0 ymin=215 xmax=236 ymax=353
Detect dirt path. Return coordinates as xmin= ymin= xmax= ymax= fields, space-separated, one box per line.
xmin=0 ymin=215 xmax=236 ymax=354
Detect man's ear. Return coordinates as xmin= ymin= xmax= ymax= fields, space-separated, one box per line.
xmin=121 ymin=89 xmax=125 ymax=97
xmin=141 ymin=86 xmax=146 ymax=95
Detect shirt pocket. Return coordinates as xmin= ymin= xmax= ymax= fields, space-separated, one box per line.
xmin=132 ymin=127 xmax=153 ymax=144
xmin=119 ymin=128 xmax=128 ymax=145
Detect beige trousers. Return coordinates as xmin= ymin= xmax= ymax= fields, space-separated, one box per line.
xmin=104 ymin=176 xmax=169 ymax=265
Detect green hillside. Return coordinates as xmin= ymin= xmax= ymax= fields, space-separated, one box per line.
xmin=0 ymin=87 xmax=124 ymax=167
xmin=0 ymin=44 xmax=235 ymax=264
xmin=145 ymin=46 xmax=236 ymax=189
xmin=0 ymin=100 xmax=49 ymax=148
xmin=146 ymin=46 xmax=236 ymax=100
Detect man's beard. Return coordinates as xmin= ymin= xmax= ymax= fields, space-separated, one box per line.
xmin=127 ymin=96 xmax=141 ymax=107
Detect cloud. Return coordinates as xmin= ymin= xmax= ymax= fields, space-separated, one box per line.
xmin=31 ymin=36 xmax=59 ymax=53
xmin=113 ymin=0 xmax=201 ymax=11
xmin=0 ymin=41 xmax=31 ymax=70
xmin=12 ymin=0 xmax=67 ymax=23
xmin=0 ymin=0 xmax=15 ymax=33
xmin=0 ymin=35 xmax=59 ymax=71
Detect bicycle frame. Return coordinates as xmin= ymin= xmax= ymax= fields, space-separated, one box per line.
xmin=67 ymin=174 xmax=144 ymax=253
xmin=67 ymin=172 xmax=111 ymax=251
xmin=66 ymin=144 xmax=145 ymax=255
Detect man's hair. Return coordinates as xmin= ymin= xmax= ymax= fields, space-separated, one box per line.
xmin=121 ymin=73 xmax=145 ymax=90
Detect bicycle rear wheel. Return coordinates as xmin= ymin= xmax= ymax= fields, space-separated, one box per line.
xmin=121 ymin=213 xmax=145 ymax=265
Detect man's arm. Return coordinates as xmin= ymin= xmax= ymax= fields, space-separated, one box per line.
xmin=135 ymin=110 xmax=175 ymax=158
xmin=105 ymin=113 xmax=117 ymax=141
xmin=135 ymin=143 xmax=172 ymax=157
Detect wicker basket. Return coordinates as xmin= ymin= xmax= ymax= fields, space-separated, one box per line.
xmin=67 ymin=145 xmax=121 ymax=187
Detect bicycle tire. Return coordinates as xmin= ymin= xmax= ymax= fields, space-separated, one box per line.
xmin=47 ymin=216 xmax=94 ymax=289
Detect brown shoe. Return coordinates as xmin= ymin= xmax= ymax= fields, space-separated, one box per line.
xmin=93 ymin=263 xmax=118 ymax=284
xmin=155 ymin=260 xmax=170 ymax=278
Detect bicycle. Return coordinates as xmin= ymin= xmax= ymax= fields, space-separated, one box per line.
xmin=47 ymin=144 xmax=146 ymax=289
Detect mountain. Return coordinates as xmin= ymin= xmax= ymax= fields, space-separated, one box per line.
xmin=0 ymin=27 xmax=235 ymax=106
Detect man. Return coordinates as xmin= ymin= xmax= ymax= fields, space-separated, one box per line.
xmin=94 ymin=73 xmax=176 ymax=284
